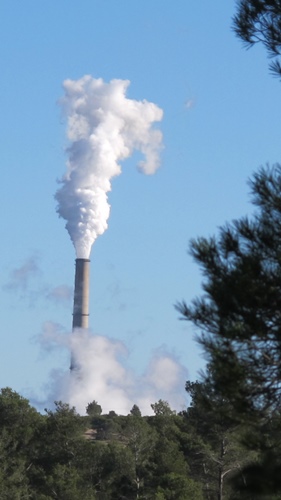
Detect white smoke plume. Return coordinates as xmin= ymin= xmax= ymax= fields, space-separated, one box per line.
xmin=39 ymin=326 xmax=187 ymax=415
xmin=55 ymin=75 xmax=163 ymax=259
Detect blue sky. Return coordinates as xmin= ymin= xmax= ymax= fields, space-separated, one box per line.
xmin=1 ymin=1 xmax=281 ymax=414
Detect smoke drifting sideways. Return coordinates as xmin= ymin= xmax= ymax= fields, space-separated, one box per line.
xmin=39 ymin=325 xmax=188 ymax=415
xmin=55 ymin=75 xmax=163 ymax=259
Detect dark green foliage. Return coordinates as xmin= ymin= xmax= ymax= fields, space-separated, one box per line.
xmin=41 ymin=401 xmax=85 ymax=467
xmin=31 ymin=401 xmax=96 ymax=499
xmin=155 ymin=473 xmax=204 ymax=500
xmin=6 ymin=383 xmax=280 ymax=498
xmin=129 ymin=404 xmax=142 ymax=417
xmin=151 ymin=399 xmax=175 ymax=416
xmin=182 ymin=376 xmax=255 ymax=500
xmin=86 ymin=400 xmax=102 ymax=417
xmin=146 ymin=401 xmax=205 ymax=498
xmin=233 ymin=0 xmax=281 ymax=76
xmin=120 ymin=413 xmax=156 ymax=486
xmin=228 ymin=413 xmax=281 ymax=498
xmin=0 ymin=387 xmax=43 ymax=499
xmin=0 ymin=389 xmax=204 ymax=499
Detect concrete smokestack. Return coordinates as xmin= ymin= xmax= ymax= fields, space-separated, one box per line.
xmin=72 ymin=258 xmax=90 ymax=329
xmin=70 ymin=258 xmax=90 ymax=370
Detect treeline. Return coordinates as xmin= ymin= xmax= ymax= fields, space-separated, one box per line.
xmin=0 ymin=382 xmax=278 ymax=500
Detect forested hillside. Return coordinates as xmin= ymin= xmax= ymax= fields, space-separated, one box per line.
xmin=1 ymin=383 xmax=277 ymax=500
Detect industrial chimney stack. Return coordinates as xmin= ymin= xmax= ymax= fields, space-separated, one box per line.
xmin=70 ymin=258 xmax=90 ymax=370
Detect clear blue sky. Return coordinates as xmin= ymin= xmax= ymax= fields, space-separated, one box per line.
xmin=1 ymin=1 xmax=280 ymax=414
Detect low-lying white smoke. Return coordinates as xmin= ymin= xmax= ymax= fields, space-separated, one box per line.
xmin=55 ymin=75 xmax=163 ymax=259
xmin=40 ymin=325 xmax=187 ymax=415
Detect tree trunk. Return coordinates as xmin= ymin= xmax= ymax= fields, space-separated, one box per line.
xmin=218 ymin=437 xmax=226 ymax=500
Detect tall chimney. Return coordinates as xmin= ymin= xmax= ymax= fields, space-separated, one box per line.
xmin=70 ymin=258 xmax=90 ymax=370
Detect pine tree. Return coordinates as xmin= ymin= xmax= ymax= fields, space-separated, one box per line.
xmin=177 ymin=165 xmax=281 ymax=417
xmin=177 ymin=165 xmax=281 ymax=496
xmin=233 ymin=0 xmax=281 ymax=77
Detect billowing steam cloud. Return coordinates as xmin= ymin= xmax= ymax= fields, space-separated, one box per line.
xmin=39 ymin=325 xmax=188 ymax=415
xmin=55 ymin=75 xmax=163 ymax=258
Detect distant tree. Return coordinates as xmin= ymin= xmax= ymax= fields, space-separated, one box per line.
xmin=0 ymin=387 xmax=40 ymax=441
xmin=0 ymin=388 xmax=42 ymax=498
xmin=86 ymin=400 xmax=102 ymax=417
xmin=120 ymin=414 xmax=157 ymax=497
xmin=183 ymin=376 xmax=254 ymax=500
xmin=108 ymin=410 xmax=117 ymax=418
xmin=43 ymin=462 xmax=96 ymax=500
xmin=92 ymin=441 xmax=136 ymax=498
xmin=148 ymin=419 xmax=203 ymax=499
xmin=151 ymin=400 xmax=175 ymax=416
xmin=130 ymin=404 xmax=142 ymax=417
xmin=233 ymin=0 xmax=281 ymax=77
